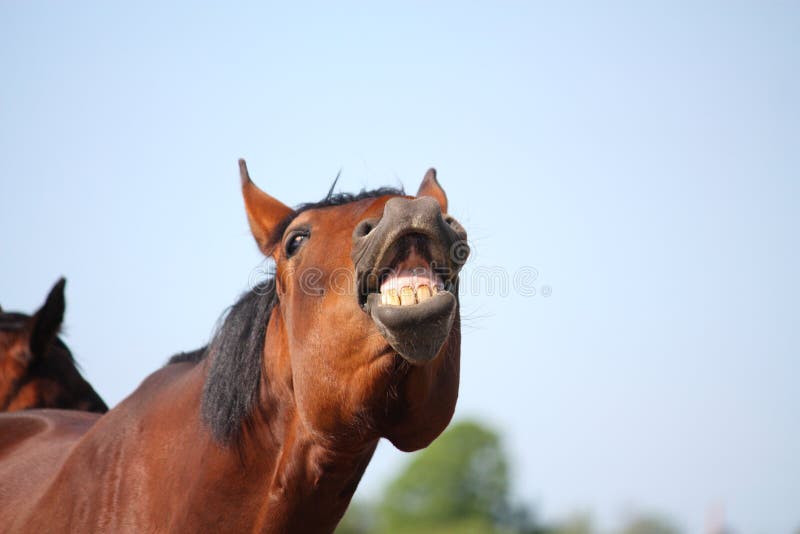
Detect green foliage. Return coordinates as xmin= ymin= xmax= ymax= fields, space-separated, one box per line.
xmin=545 ymin=512 xmax=594 ymax=534
xmin=335 ymin=501 xmax=375 ymax=534
xmin=336 ymin=419 xmax=685 ymax=534
xmin=373 ymin=516 xmax=503 ymax=534
xmin=377 ymin=420 xmax=512 ymax=532
xmin=618 ymin=514 xmax=681 ymax=534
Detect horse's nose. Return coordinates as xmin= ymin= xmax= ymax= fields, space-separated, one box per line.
xmin=377 ymin=196 xmax=467 ymax=244
xmin=383 ymin=196 xmax=440 ymax=228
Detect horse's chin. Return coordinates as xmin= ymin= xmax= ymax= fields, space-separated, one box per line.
xmin=365 ymin=291 xmax=456 ymax=364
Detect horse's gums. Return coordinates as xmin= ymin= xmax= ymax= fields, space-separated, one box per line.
xmin=0 ymin=161 xmax=466 ymax=533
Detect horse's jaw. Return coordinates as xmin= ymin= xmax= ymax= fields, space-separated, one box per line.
xmin=365 ymin=290 xmax=457 ymax=364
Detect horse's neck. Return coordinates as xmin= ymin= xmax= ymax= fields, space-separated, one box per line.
xmin=237 ymin=338 xmax=379 ymax=532
xmin=91 ymin=358 xmax=375 ymax=532
xmin=245 ymin=415 xmax=379 ymax=533
xmin=161 ymin=406 xmax=376 ymax=533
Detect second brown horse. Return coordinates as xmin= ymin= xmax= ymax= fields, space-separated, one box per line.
xmin=0 ymin=160 xmax=468 ymax=533
xmin=0 ymin=279 xmax=107 ymax=413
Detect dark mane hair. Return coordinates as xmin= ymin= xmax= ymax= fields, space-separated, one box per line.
xmin=200 ymin=281 xmax=277 ymax=444
xmin=179 ymin=185 xmax=405 ymax=445
xmin=167 ymin=347 xmax=206 ymax=364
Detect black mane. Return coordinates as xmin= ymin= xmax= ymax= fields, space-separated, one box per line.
xmin=177 ymin=185 xmax=405 ymax=445
xmin=200 ymin=282 xmax=277 ymax=444
xmin=167 ymin=347 xmax=206 ymax=364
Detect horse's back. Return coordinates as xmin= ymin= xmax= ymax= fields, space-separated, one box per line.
xmin=0 ymin=364 xmax=205 ymax=533
xmin=0 ymin=410 xmax=99 ymax=531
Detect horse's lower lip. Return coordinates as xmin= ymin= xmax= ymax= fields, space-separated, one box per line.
xmin=364 ymin=290 xmax=457 ymax=364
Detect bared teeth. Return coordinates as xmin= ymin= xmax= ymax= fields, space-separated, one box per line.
xmin=377 ymin=272 xmax=446 ymax=307
xmin=379 ymin=285 xmax=445 ymax=306
xmin=416 ymin=285 xmax=432 ymax=302
xmin=381 ymin=289 xmax=401 ymax=306
xmin=399 ymin=286 xmax=415 ymax=306
xmin=385 ymin=289 xmax=400 ymax=306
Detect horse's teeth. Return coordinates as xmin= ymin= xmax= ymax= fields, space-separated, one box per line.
xmin=386 ymin=289 xmax=400 ymax=306
xmin=380 ymin=282 xmax=444 ymax=306
xmin=416 ymin=285 xmax=432 ymax=302
xmin=399 ymin=286 xmax=415 ymax=306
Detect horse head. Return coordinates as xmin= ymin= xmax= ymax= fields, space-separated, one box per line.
xmin=239 ymin=160 xmax=469 ymax=452
xmin=0 ymin=279 xmax=67 ymax=399
xmin=0 ymin=279 xmax=107 ymax=413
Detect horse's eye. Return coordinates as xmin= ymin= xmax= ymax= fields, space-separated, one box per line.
xmin=285 ymin=231 xmax=308 ymax=257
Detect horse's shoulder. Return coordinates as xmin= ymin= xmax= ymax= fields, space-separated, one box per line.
xmin=104 ymin=361 xmax=205 ymax=429
xmin=132 ymin=360 xmax=204 ymax=402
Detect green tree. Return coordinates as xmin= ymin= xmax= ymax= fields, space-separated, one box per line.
xmin=546 ymin=512 xmax=594 ymax=534
xmin=376 ymin=420 xmax=528 ymax=533
xmin=619 ymin=513 xmax=681 ymax=534
xmin=335 ymin=501 xmax=375 ymax=534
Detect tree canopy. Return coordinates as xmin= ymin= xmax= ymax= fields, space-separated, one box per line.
xmin=378 ymin=420 xmax=511 ymax=531
xmin=336 ymin=419 xmax=685 ymax=534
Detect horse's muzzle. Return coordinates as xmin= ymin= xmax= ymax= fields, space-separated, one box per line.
xmin=352 ymin=196 xmax=469 ymax=364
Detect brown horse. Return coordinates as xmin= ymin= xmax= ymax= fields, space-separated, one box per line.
xmin=0 ymin=279 xmax=107 ymax=413
xmin=0 ymin=160 xmax=468 ymax=533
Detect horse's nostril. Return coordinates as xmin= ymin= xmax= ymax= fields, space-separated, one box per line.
xmin=443 ymin=214 xmax=467 ymax=241
xmin=354 ymin=220 xmax=375 ymax=239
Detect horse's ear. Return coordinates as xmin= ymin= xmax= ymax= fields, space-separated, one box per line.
xmin=416 ymin=168 xmax=448 ymax=213
xmin=239 ymin=159 xmax=293 ymax=253
xmin=28 ymin=278 xmax=66 ymax=358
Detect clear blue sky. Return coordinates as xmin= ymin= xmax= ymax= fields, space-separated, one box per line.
xmin=1 ymin=2 xmax=798 ymax=532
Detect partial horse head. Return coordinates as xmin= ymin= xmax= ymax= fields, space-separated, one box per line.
xmin=0 ymin=279 xmax=107 ymax=413
xmin=229 ymin=160 xmax=469 ymax=452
